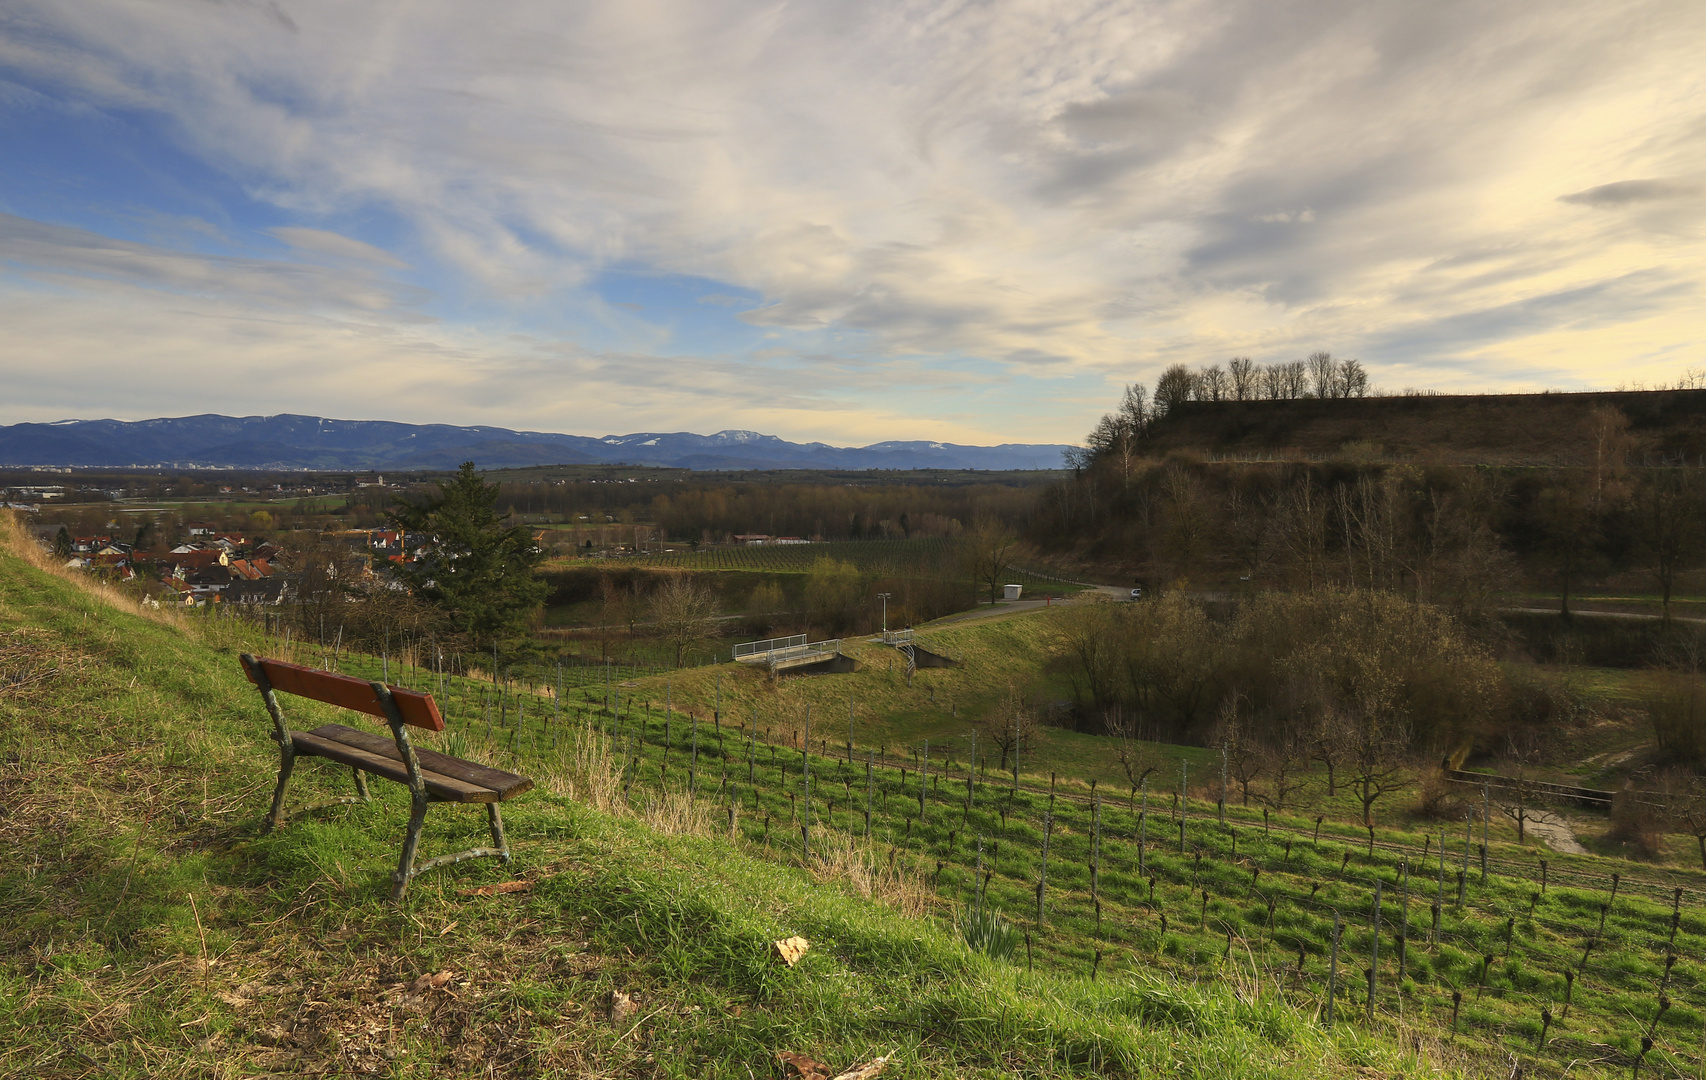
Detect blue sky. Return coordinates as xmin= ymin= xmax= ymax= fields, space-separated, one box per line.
xmin=1 ymin=1 xmax=1703 ymax=446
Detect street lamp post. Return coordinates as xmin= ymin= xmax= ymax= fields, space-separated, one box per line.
xmin=877 ymin=592 xmax=892 ymax=634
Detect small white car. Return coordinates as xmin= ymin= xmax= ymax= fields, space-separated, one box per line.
xmin=1130 ymin=587 xmax=1144 ymax=600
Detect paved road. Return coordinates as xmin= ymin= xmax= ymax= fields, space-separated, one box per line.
xmin=1499 ymin=605 xmax=1706 ymax=625
xmin=925 ymin=584 xmax=1130 ymax=627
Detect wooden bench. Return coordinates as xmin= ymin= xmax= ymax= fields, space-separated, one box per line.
xmin=240 ymin=654 xmax=532 ymax=900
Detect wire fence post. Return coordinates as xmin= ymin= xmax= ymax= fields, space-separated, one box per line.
xmin=1368 ymin=880 xmax=1382 ymax=1023
xmin=1326 ymin=912 xmax=1341 ymax=1027
xmin=802 ymin=703 xmax=811 ymax=861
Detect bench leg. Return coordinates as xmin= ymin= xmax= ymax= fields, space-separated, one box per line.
xmin=391 ymin=795 xmax=430 ymax=901
xmin=487 ymin=802 xmax=511 ymax=862
xmin=265 ymin=748 xmax=296 ymax=833
xmin=352 ymin=767 xmax=371 ymax=802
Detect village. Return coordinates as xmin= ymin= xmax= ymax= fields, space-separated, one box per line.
xmin=37 ymin=522 xmax=414 ymax=608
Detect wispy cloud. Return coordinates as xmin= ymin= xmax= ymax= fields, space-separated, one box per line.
xmin=0 ymin=0 xmax=1704 ymax=441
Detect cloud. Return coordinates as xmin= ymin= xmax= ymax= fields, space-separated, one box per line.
xmin=0 ymin=0 xmax=1704 ymax=439
xmin=0 ymin=213 xmax=424 ymax=313
xmin=268 ymin=226 xmax=409 ymax=268
xmin=1559 ymin=179 xmax=1703 ymax=207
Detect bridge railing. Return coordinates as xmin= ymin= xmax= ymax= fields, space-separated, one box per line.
xmin=733 ymin=634 xmax=808 ymax=660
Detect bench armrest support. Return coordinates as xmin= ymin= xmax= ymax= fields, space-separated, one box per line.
xmin=240 ymin=653 xmax=292 ymax=750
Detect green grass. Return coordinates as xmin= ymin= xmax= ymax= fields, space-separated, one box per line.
xmin=608 ymin=537 xmax=1087 ymax=596
xmin=122 ymin=621 xmax=1706 ymax=1077
xmin=1 ymin=522 xmax=1451 ymax=1079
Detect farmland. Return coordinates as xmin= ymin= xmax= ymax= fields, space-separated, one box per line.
xmin=301 ymin=620 xmax=1706 ymax=1078
xmin=614 ymin=537 xmax=1086 ymax=597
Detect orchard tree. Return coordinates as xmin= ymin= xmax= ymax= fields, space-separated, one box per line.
xmin=961 ymin=517 xmax=1019 ymax=605
xmin=390 ymin=461 xmax=547 ymax=652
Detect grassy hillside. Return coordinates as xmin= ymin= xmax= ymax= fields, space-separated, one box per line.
xmin=0 ymin=515 xmax=1442 ymax=1079
xmin=1142 ymin=388 xmax=1706 ymax=465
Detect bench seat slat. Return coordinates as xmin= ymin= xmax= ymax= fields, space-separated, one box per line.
xmin=291 ymin=729 xmax=497 ymax=803
xmin=305 ymin=724 xmax=533 ymax=800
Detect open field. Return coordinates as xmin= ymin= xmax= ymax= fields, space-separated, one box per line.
xmin=609 ymin=537 xmax=1087 ymax=595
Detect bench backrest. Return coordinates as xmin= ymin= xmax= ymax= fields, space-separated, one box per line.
xmin=241 ymin=655 xmax=445 ymax=732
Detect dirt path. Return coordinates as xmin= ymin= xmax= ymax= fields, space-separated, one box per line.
xmin=1525 ymin=809 xmax=1589 ymax=855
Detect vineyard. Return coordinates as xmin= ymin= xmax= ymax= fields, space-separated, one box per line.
xmin=620 ymin=537 xmax=1085 ymax=596
xmin=315 ymin=643 xmax=1706 ymax=1079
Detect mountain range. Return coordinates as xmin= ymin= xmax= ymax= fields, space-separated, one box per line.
xmin=0 ymin=414 xmax=1075 ymax=472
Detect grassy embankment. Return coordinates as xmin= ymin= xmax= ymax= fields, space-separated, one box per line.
xmin=0 ymin=515 xmax=1440 ymax=1079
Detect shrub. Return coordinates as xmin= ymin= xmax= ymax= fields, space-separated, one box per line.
xmin=1414 ymin=769 xmax=1467 ymax=820
xmin=1606 ymin=791 xmax=1665 ymax=860
xmin=1646 ymin=671 xmax=1706 ymax=765
xmin=958 ymin=906 xmax=1020 ymax=962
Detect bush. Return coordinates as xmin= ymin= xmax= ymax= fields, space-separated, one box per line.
xmin=1646 ymin=671 xmax=1706 ymax=766
xmin=958 ymin=907 xmax=1020 ymax=962
xmin=1413 ymin=769 xmax=1468 ymax=820
xmin=1606 ymin=791 xmax=1665 ymax=860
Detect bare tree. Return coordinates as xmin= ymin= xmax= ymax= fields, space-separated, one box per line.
xmin=960 ymin=517 xmax=1020 ymax=605
xmin=1198 ymin=365 xmax=1229 ymax=402
xmin=1228 ymin=356 xmax=1256 ymax=400
xmin=1339 ymin=358 xmax=1369 ymax=397
xmin=1258 ymin=726 xmax=1314 ymax=811
xmin=1658 ymin=768 xmax=1706 ymax=869
xmin=1160 ymin=466 xmax=1212 ymax=583
xmin=1223 ymin=484 xmax=1272 ymax=585
xmin=281 ymin=539 xmax=368 ymax=647
xmin=650 ymin=574 xmax=718 ymax=668
xmin=1278 ymin=360 xmax=1309 ymax=399
xmin=1106 ymin=704 xmax=1164 ymax=792
xmin=1220 ymin=697 xmax=1264 ymax=806
xmin=1153 ymin=364 xmax=1199 ymax=414
xmin=1492 ymin=731 xmax=1545 ymax=844
xmin=1636 ymin=469 xmax=1705 ymax=624
xmin=978 ymin=683 xmax=1039 ymax=772
xmin=1275 ymin=477 xmax=1329 ymax=590
xmin=1309 ymin=705 xmax=1349 ymax=797
xmin=1344 ymin=710 xmax=1412 ymax=829
xmin=1307 ymin=351 xmax=1339 ymax=398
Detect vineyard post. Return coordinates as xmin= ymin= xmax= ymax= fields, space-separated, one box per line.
xmin=1399 ymin=858 xmax=1410 ymax=979
xmin=1369 ymin=880 xmax=1382 ymax=1022
xmin=1219 ymin=740 xmax=1228 ymax=825
xmin=1460 ymin=814 xmax=1472 ymax=906
xmin=1326 ymin=912 xmax=1341 ymax=1027
xmin=714 ymin=673 xmax=721 ymax=726
xmin=1480 ymin=780 xmax=1490 ymax=882
xmin=1036 ymin=810 xmax=1052 ymax=926
xmin=866 ymin=748 xmax=874 ymax=837
xmin=920 ymin=740 xmax=929 ymax=821
xmin=1179 ymin=759 xmax=1188 ymax=854
xmin=1139 ymin=776 xmax=1148 ymax=876
xmin=1092 ymin=795 xmax=1102 ymax=914
xmin=1012 ymin=712 xmax=1020 ymax=792
xmin=802 ymin=704 xmax=811 ymax=861
xmin=1435 ymin=827 xmax=1446 ymax=937
xmin=967 ymin=728 xmax=976 ymax=810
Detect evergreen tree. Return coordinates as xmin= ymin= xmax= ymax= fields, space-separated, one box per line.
xmin=390 ymin=462 xmax=547 ymax=650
